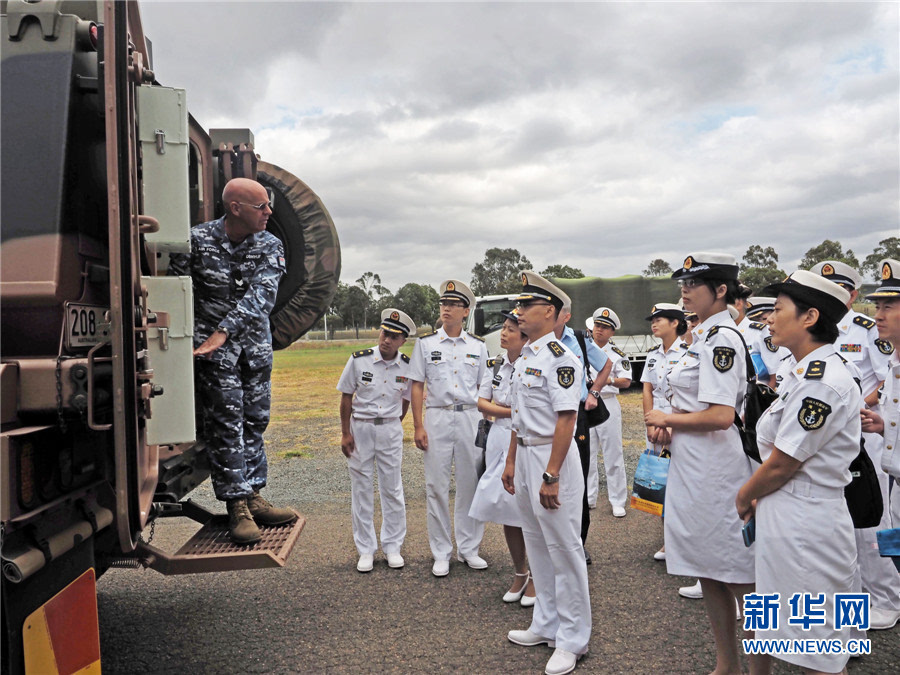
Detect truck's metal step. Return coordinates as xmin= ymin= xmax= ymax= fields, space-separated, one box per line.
xmin=135 ymin=500 xmax=305 ymax=575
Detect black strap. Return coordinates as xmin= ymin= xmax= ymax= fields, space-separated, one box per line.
xmin=707 ymin=324 xmax=756 ymax=434
xmin=574 ymin=330 xmax=593 ymax=384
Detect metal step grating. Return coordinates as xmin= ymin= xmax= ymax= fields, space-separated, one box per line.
xmin=139 ymin=512 xmax=306 ymax=575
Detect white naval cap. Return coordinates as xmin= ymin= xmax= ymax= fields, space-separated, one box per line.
xmin=516 ymin=270 xmax=570 ymax=311
xmin=809 ymin=260 xmax=862 ymax=290
xmin=764 ymin=270 xmax=851 ymax=323
xmin=727 ymin=304 xmax=740 ymax=321
xmin=592 ymin=307 xmax=621 ymax=330
xmin=671 ymin=252 xmax=740 ymax=280
xmin=745 ymin=296 xmax=776 ymax=319
xmin=380 ymin=308 xmax=416 ymax=337
xmin=644 ymin=303 xmax=685 ymax=321
xmin=867 ymin=259 xmax=900 ymax=301
xmin=439 ymin=279 xmax=475 ymax=308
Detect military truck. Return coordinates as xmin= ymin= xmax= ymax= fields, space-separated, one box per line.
xmin=0 ymin=1 xmax=339 ymax=672
xmin=467 ymin=276 xmax=679 ymax=380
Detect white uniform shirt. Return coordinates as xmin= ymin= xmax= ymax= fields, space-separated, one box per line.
xmin=835 ymin=309 xmax=892 ymax=398
xmin=337 ymin=347 xmax=412 ymax=418
xmin=759 ymin=346 xmax=861 ymax=488
xmin=641 ymin=340 xmax=689 ymax=412
xmin=510 ymin=332 xmax=583 ymax=439
xmin=881 ymin=351 xmax=900 ymax=478
xmin=748 ymin=322 xmax=790 ymax=379
xmin=591 ymin=342 xmax=631 ymax=397
xmin=408 ymin=327 xmax=488 ymax=407
xmin=478 ymin=355 xmax=516 ymax=429
xmin=736 ymin=315 xmax=753 ymax=338
xmin=667 ymin=310 xmax=746 ymax=413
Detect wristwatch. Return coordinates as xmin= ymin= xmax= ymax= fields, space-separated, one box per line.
xmin=589 ymin=390 xmax=601 ymax=399
xmin=216 ymin=327 xmax=229 ymax=338
xmin=542 ymin=471 xmax=560 ymax=485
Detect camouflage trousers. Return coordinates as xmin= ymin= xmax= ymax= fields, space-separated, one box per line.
xmin=196 ymin=353 xmax=271 ymax=501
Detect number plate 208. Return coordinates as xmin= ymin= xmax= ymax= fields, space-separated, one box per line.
xmin=65 ymin=303 xmax=108 ymax=349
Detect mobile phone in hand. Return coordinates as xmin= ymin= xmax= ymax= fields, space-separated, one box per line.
xmin=742 ymin=516 xmax=756 ymax=547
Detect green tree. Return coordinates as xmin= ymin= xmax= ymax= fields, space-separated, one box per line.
xmin=642 ymin=259 xmax=672 ymax=277
xmin=739 ymin=245 xmax=785 ymax=292
xmin=799 ymin=240 xmax=859 ymax=271
xmin=862 ymin=237 xmax=900 ymax=280
xmin=394 ymin=282 xmax=441 ymax=329
xmin=540 ymin=264 xmax=584 ymax=279
xmin=355 ymin=271 xmax=389 ymax=328
xmin=333 ymin=282 xmax=370 ymax=338
xmin=470 ymin=248 xmax=532 ymax=295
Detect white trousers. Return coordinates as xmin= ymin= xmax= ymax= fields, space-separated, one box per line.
xmin=423 ymin=407 xmax=485 ymax=561
xmin=347 ymin=418 xmax=406 ymax=556
xmin=854 ymin=432 xmax=900 ymax=611
xmin=587 ymin=396 xmax=628 ymax=508
xmin=515 ymin=439 xmax=591 ymax=655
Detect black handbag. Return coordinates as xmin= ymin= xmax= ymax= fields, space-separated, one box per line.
xmin=844 ymin=437 xmax=884 ymax=529
xmin=474 ymin=418 xmax=492 ymax=478
xmin=575 ymin=330 xmax=610 ymax=427
xmin=709 ymin=325 xmax=777 ymax=463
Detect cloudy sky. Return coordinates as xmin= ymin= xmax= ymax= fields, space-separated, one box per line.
xmin=141 ymin=1 xmax=899 ymax=291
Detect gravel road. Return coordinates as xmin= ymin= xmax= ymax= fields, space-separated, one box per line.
xmin=97 ymin=391 xmax=898 ymax=673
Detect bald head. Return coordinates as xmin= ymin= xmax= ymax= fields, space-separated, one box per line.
xmin=222 ymin=177 xmax=272 ymax=243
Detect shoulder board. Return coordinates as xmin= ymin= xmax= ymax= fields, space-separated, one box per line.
xmin=468 ymin=333 xmax=485 ymax=342
xmin=401 ymin=353 xmax=410 ymax=363
xmin=749 ymin=322 xmax=766 ymax=330
xmin=611 ymin=346 xmax=627 ymax=358
xmin=417 ymin=330 xmax=437 ymax=339
xmin=648 ymin=344 xmax=661 ymax=353
xmin=875 ymin=338 xmax=894 ymax=355
xmin=679 ymin=342 xmax=689 ymax=349
xmin=804 ymin=360 xmax=826 ymax=380
xmin=486 ymin=357 xmax=502 ymax=368
xmin=547 ymin=341 xmax=565 ymax=358
xmin=853 ymin=315 xmax=875 ymax=330
xmin=352 ymin=348 xmax=374 ymax=358
xmin=706 ymin=326 xmax=720 ymax=338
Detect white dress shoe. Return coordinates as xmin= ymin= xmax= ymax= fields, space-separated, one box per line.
xmin=653 ymin=549 xmax=666 ymax=561
xmin=503 ymin=572 xmax=530 ymax=602
xmin=432 ymin=559 xmax=450 ymax=577
xmin=870 ymin=606 xmax=900 ymax=630
xmin=520 ymin=594 xmax=536 ymax=608
xmin=386 ymin=552 xmax=404 ymax=569
xmin=457 ymin=553 xmax=488 ymax=569
xmin=357 ymin=554 xmax=374 ymax=573
xmin=612 ymin=505 xmax=626 ymax=518
xmin=507 ymin=629 xmax=555 ymax=647
xmin=678 ymin=581 xmax=703 ymax=599
xmin=545 ymin=648 xmax=581 ymax=675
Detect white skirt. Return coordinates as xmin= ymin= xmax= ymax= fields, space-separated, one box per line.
xmin=755 ymin=487 xmax=858 ymax=672
xmin=664 ymin=426 xmax=755 ymax=583
xmin=468 ymin=423 xmax=522 ymax=527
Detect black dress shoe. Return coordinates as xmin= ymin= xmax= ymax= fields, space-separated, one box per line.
xmin=583 ymin=547 xmax=592 ymax=565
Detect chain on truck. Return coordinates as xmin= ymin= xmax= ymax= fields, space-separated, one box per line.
xmin=0 ymin=2 xmax=340 ymax=672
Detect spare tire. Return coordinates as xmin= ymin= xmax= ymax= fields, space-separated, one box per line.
xmin=257 ymin=161 xmax=341 ymax=350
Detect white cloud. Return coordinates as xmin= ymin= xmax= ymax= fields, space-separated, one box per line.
xmin=141 ymin=1 xmax=899 ymax=291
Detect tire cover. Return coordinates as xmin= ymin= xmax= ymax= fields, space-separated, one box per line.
xmin=257 ymin=161 xmax=341 ymax=350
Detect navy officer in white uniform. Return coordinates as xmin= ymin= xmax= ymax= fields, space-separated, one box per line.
xmin=585 ymin=307 xmax=631 ymax=517
xmin=811 ymin=260 xmax=900 ymax=631
xmin=337 ymin=308 xmax=415 ymax=572
xmin=409 ymin=280 xmax=489 ymax=577
xmin=503 ymin=271 xmax=590 ymax=675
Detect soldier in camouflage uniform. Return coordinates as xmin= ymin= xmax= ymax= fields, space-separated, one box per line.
xmin=168 ymin=177 xmax=297 ymax=544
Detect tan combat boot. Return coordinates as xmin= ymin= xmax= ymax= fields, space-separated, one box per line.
xmin=226 ymin=498 xmax=261 ymax=545
xmin=247 ymin=491 xmax=298 ymax=526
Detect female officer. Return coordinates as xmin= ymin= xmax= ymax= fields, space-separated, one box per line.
xmin=645 ymin=253 xmax=758 ymax=675
xmin=736 ymin=271 xmax=859 ymax=675
xmin=639 ymin=303 xmax=688 ymax=562
xmin=470 ymin=311 xmax=536 ymax=605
